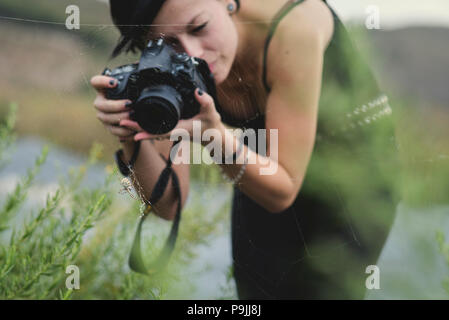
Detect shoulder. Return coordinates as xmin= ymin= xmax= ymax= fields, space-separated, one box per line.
xmin=274 ymin=0 xmax=334 ymax=48
xmin=265 ymin=0 xmax=334 ymax=90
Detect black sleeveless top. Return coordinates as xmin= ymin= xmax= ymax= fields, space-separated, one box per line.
xmin=217 ymin=0 xmax=400 ymax=299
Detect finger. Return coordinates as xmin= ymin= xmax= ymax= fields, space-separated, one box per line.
xmin=105 ymin=125 xmax=136 ymax=137
xmin=134 ymin=119 xmax=195 ymax=142
xmin=120 ymin=119 xmax=144 ymax=132
xmin=134 ymin=133 xmax=175 ymax=142
xmin=90 ymin=75 xmax=119 ymax=91
xmin=97 ymin=111 xmax=131 ymax=126
xmin=195 ymin=88 xmax=215 ymax=113
xmin=134 ymin=131 xmax=156 ymax=141
xmin=169 ymin=119 xmax=196 ymax=137
xmin=133 ymin=130 xmax=173 ymax=141
xmin=94 ymin=96 xmax=132 ymax=113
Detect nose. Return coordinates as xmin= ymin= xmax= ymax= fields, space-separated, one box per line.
xmin=178 ymin=36 xmax=204 ymax=58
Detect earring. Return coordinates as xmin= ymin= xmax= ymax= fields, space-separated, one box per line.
xmin=227 ymin=3 xmax=234 ymax=13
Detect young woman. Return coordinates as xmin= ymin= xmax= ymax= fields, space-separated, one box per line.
xmin=90 ymin=0 xmax=400 ymax=299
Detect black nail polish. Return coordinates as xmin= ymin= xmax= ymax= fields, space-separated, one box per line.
xmin=125 ymin=101 xmax=133 ymax=107
xmin=198 ymin=89 xmax=203 ymax=96
xmin=109 ymin=79 xmax=116 ymax=86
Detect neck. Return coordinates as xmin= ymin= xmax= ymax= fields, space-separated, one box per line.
xmin=233 ymin=0 xmax=293 ymax=57
xmin=233 ymin=16 xmax=265 ymax=61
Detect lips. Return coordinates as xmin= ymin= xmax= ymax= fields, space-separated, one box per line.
xmin=208 ymin=61 xmax=216 ymax=73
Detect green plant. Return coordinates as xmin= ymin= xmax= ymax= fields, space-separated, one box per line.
xmin=436 ymin=231 xmax=449 ymax=296
xmin=0 ymin=103 xmax=233 ymax=299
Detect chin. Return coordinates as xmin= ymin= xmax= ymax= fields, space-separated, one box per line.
xmin=213 ymin=65 xmax=231 ymax=85
xmin=214 ymin=73 xmax=225 ymax=85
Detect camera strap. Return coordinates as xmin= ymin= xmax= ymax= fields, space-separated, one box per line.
xmin=128 ymin=140 xmax=182 ymax=275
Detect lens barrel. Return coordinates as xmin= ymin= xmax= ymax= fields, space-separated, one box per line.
xmin=133 ymin=85 xmax=183 ymax=134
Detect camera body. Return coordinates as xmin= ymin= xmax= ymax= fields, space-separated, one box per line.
xmin=103 ymin=38 xmax=217 ymax=134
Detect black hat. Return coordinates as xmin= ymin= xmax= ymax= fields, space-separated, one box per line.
xmin=109 ymin=0 xmax=166 ymax=57
xmin=109 ymin=0 xmax=240 ymax=57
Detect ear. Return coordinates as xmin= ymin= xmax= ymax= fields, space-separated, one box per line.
xmin=226 ymin=1 xmax=237 ymax=15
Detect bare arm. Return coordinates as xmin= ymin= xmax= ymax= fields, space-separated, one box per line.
xmin=216 ymin=1 xmax=333 ymax=213
xmin=90 ymin=74 xmax=190 ymax=221
xmin=120 ymin=139 xmax=190 ymax=221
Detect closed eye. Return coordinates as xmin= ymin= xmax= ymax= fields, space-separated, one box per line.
xmin=192 ymin=22 xmax=208 ymax=33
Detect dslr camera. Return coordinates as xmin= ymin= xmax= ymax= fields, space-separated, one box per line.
xmin=103 ymin=38 xmax=217 ymax=134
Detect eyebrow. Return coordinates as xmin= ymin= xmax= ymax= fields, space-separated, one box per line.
xmin=186 ymin=11 xmax=205 ymax=28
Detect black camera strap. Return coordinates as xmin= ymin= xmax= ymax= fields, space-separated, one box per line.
xmin=128 ymin=140 xmax=182 ymax=275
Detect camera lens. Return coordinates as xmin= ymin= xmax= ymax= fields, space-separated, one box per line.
xmin=134 ymin=85 xmax=183 ymax=134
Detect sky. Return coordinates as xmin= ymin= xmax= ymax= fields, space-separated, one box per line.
xmin=96 ymin=0 xmax=449 ymax=29
xmin=327 ymin=0 xmax=449 ymax=29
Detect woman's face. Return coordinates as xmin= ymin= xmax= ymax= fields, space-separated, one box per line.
xmin=149 ymin=0 xmax=239 ymax=84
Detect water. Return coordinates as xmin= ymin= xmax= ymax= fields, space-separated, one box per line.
xmin=1 ymin=137 xmax=448 ymax=299
xmin=366 ymin=203 xmax=449 ymax=299
xmin=0 ymin=136 xmax=234 ymax=299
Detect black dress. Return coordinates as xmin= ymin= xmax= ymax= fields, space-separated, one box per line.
xmin=216 ymin=0 xmax=400 ymax=299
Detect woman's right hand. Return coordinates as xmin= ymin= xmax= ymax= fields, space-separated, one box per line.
xmin=90 ymin=75 xmax=136 ymax=142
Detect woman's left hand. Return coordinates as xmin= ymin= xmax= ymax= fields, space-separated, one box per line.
xmin=119 ymin=88 xmax=223 ymax=143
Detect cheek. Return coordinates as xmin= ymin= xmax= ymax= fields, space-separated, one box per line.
xmin=222 ymin=18 xmax=238 ymax=55
xmin=204 ymin=19 xmax=238 ymax=82
xmin=211 ymin=29 xmax=237 ymax=60
xmin=220 ymin=28 xmax=238 ymax=70
xmin=209 ymin=16 xmax=238 ymax=54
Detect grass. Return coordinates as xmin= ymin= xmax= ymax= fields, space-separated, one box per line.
xmin=0 ymin=104 xmax=234 ymax=299
xmin=0 ymin=0 xmax=117 ymax=52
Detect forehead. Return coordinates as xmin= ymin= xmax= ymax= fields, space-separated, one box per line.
xmin=150 ymin=0 xmax=211 ymax=34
